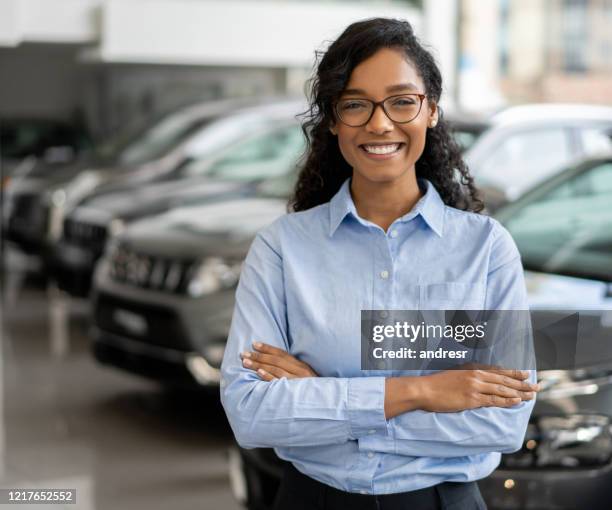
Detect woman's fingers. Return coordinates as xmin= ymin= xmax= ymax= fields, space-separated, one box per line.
xmin=479 ymin=371 xmax=540 ymax=392
xmin=477 ymin=380 xmax=536 ymax=401
xmin=252 ymin=341 xmax=290 ymax=357
xmin=241 ymin=351 xmax=301 ymax=377
xmin=244 ymin=350 xmax=301 ymax=370
xmin=242 ymin=357 xmax=293 ymax=380
xmin=461 ymin=363 xmax=530 ymax=381
xmin=480 ymin=394 xmax=523 ymax=408
xmin=243 ymin=341 xmax=318 ymax=377
xmin=485 ymin=368 xmax=530 ymax=381
xmin=256 ymin=368 xmax=276 ymax=382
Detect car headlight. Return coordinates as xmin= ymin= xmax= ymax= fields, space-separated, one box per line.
xmin=501 ymin=414 xmax=612 ymax=469
xmin=202 ymin=343 xmax=226 ymax=368
xmin=187 ymin=257 xmax=242 ymax=297
xmin=108 ymin=218 xmax=125 ymax=238
xmin=537 ymin=368 xmax=612 ymax=400
xmin=64 ymin=170 xmax=103 ymax=206
xmin=46 ymin=188 xmax=67 ymax=241
xmin=51 ymin=189 xmax=66 ymax=207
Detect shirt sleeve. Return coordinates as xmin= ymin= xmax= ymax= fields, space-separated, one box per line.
xmin=220 ymin=223 xmax=389 ymax=449
xmin=358 ymin=222 xmax=536 ymax=457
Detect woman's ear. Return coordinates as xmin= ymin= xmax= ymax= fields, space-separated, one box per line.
xmin=329 ymin=120 xmax=337 ymax=136
xmin=428 ymin=101 xmax=439 ymax=128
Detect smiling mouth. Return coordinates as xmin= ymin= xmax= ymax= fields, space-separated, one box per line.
xmin=360 ymin=143 xmax=405 ymax=155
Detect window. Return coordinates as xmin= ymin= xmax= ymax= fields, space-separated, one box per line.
xmin=118 ymin=115 xmax=210 ymax=166
xmin=183 ymin=124 xmax=305 ymax=181
xmin=476 ymin=128 xmax=571 ymax=199
xmin=581 ymin=127 xmax=612 ymax=157
xmin=562 ymin=0 xmax=588 ymax=72
xmin=502 ymin=162 xmax=612 ymax=281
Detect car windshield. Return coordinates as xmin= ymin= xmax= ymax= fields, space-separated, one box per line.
xmin=497 ymin=160 xmax=612 ymax=282
xmin=94 ymin=109 xmax=215 ymax=166
xmin=0 ymin=120 xmax=88 ymax=158
xmin=181 ymin=123 xmax=305 ymax=182
xmin=474 ymin=127 xmax=572 ymax=197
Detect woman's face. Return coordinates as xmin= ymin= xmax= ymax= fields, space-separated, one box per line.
xmin=331 ymin=47 xmax=437 ymax=185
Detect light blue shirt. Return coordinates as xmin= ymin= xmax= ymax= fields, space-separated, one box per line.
xmin=220 ymin=178 xmax=536 ymax=495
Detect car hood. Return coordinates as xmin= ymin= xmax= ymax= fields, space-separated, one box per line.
xmin=7 ymin=159 xmax=123 ymax=199
xmin=525 ymin=270 xmax=612 ymax=310
xmin=77 ymin=178 xmax=251 ymax=222
xmin=25 ymin=155 xmax=110 ymax=183
xmin=10 ymin=151 xmax=153 ymax=195
xmin=117 ymin=197 xmax=288 ymax=259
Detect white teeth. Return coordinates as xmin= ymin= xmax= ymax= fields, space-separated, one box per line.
xmin=363 ymin=144 xmax=400 ymax=154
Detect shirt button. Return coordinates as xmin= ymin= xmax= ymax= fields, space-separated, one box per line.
xmin=367 ymin=452 xmax=374 ymax=459
xmin=380 ymin=270 xmax=389 ymax=279
xmin=368 ymin=429 xmax=376 ymax=434
xmin=389 ymin=230 xmax=398 ymax=238
xmin=380 ymin=311 xmax=388 ymax=319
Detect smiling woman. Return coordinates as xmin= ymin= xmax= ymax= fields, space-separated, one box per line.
xmin=221 ymin=17 xmax=538 ymax=510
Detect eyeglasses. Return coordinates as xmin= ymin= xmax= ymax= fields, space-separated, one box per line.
xmin=334 ymin=93 xmax=426 ymax=127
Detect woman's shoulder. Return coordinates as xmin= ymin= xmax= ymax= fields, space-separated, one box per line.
xmin=253 ymin=202 xmax=331 ymax=251
xmin=442 ymin=204 xmax=509 ymax=236
xmin=442 ymin=206 xmax=520 ymax=271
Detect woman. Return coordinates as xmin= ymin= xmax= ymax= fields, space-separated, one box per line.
xmin=221 ymin=18 xmax=539 ymax=510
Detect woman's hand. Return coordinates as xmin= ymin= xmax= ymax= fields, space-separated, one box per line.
xmin=417 ymin=367 xmax=540 ymax=413
xmin=385 ymin=366 xmax=540 ymax=419
xmin=241 ymin=342 xmax=318 ymax=381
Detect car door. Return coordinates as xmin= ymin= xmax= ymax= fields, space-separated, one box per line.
xmin=501 ymin=160 xmax=612 ymax=279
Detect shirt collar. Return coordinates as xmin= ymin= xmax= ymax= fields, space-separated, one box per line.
xmin=328 ymin=177 xmax=445 ymax=238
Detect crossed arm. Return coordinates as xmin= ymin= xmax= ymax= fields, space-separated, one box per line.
xmin=239 ymin=341 xmax=539 ymax=456
xmin=241 ymin=342 xmax=537 ymax=419
xmin=220 ymin=232 xmax=540 ymax=455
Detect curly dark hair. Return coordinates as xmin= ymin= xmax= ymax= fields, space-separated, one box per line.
xmin=290 ymin=17 xmax=483 ymax=213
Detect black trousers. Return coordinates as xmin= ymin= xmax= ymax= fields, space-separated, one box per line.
xmin=273 ymin=463 xmax=487 ymax=510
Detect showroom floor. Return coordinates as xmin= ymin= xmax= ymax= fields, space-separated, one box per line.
xmin=0 ymin=254 xmax=241 ymax=510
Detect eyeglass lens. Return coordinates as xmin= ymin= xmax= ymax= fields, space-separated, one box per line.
xmin=336 ymin=95 xmax=422 ymax=126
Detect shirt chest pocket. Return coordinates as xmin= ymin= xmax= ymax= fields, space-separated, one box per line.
xmin=419 ymin=282 xmax=486 ymax=310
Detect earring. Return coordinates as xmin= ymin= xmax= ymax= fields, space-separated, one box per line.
xmin=430 ymin=120 xmax=437 ymax=128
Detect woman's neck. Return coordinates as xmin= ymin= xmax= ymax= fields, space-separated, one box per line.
xmin=350 ymin=171 xmax=422 ymax=232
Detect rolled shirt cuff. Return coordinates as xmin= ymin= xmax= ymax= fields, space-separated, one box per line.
xmin=347 ymin=377 xmax=389 ymax=439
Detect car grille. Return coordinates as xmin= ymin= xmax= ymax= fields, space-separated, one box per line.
xmin=63 ymin=218 xmax=108 ymax=256
xmin=109 ymin=244 xmax=197 ymax=295
xmin=94 ymin=292 xmax=192 ymax=351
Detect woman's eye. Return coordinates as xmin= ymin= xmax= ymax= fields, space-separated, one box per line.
xmin=341 ymin=101 xmax=367 ymax=111
xmin=392 ymin=98 xmax=417 ymax=106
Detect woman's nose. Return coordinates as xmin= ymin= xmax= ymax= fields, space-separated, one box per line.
xmin=365 ymin=104 xmax=393 ymax=134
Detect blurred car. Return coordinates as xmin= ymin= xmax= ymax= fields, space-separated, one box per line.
xmin=2 ymin=97 xmax=295 ymax=255
xmin=51 ymin=113 xmax=304 ymax=297
xmin=89 ymin=132 xmax=301 ymax=388
xmin=446 ymin=115 xmax=490 ymax=153
xmin=466 ymin=103 xmax=612 ymax=212
xmin=229 ymin=154 xmax=612 ymax=510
